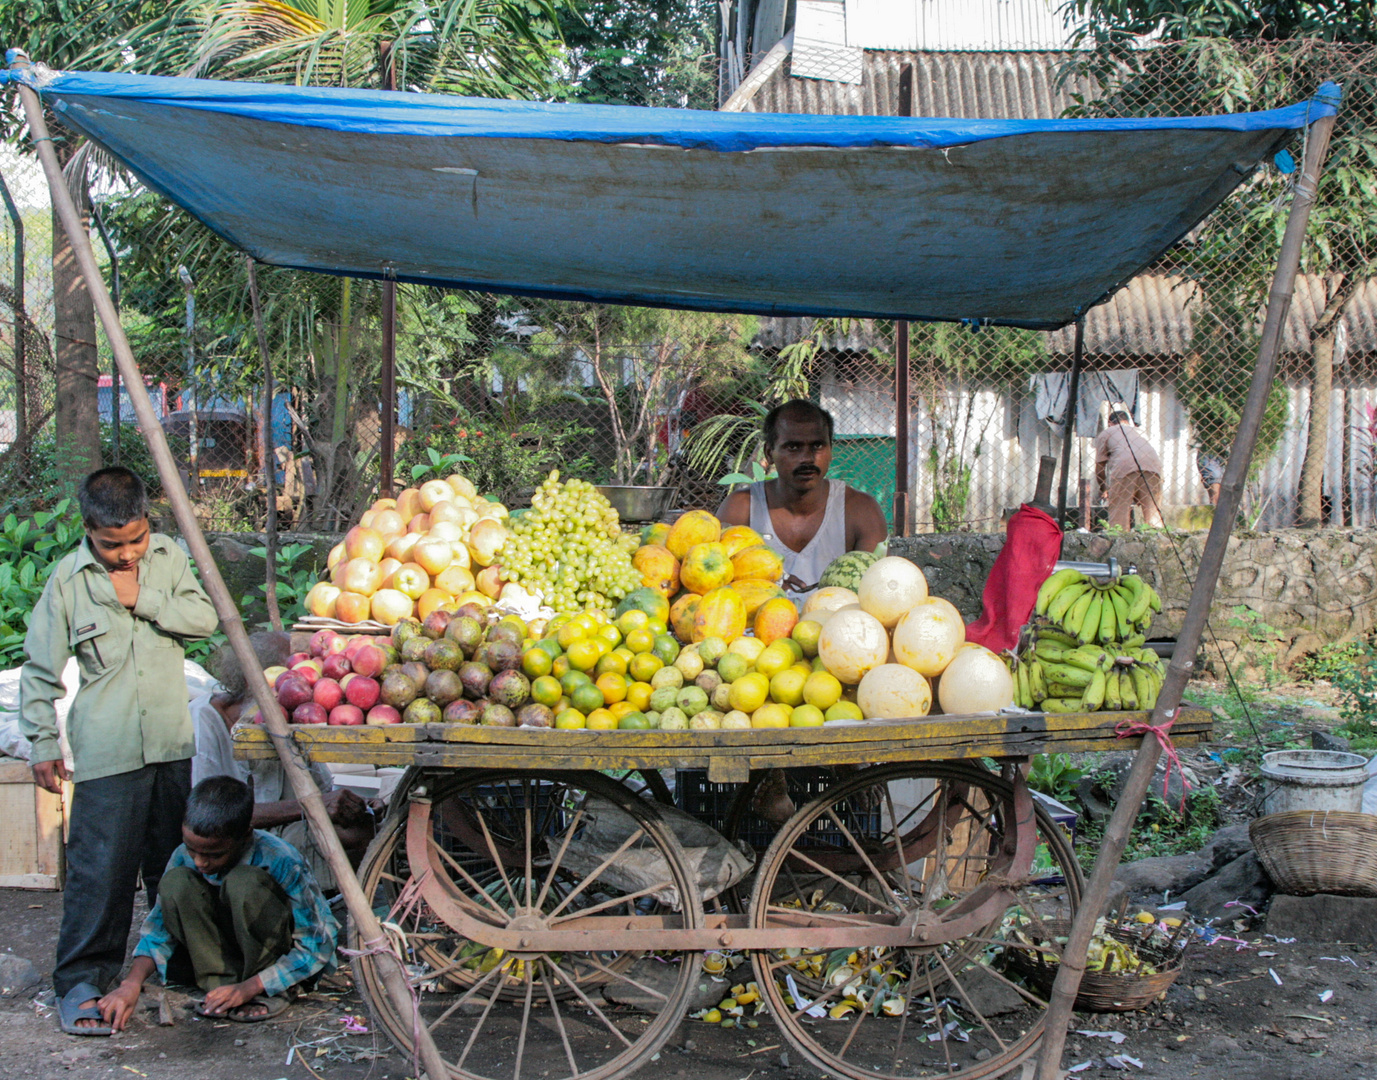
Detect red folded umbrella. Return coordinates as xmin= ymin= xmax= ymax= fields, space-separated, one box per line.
xmin=965 ymin=504 xmax=1062 ymax=654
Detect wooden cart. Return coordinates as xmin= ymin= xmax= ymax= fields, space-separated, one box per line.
xmin=235 ymin=707 xmax=1210 ymax=1080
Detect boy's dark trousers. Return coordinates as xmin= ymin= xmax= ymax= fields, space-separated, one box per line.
xmin=53 ymin=760 xmax=192 ymax=998
xmin=159 ymin=864 xmax=294 ymax=989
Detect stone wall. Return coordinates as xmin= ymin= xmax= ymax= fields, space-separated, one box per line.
xmin=889 ymin=528 xmax=1377 ymax=676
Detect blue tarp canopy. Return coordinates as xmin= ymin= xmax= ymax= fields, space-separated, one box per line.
xmin=24 ymin=69 xmax=1338 ymax=329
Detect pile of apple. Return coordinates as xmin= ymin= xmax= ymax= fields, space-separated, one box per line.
xmin=303 ymin=474 xmax=511 ymax=626
xmin=267 ymin=629 xmax=402 ymax=726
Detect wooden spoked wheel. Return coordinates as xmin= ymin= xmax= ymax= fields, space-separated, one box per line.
xmin=351 ymin=769 xmax=701 ymax=1080
xmin=749 ymin=762 xmax=1082 ymax=1080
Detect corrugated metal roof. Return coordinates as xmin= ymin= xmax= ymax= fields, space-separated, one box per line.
xmin=845 ymin=0 xmax=1075 ymax=53
xmin=740 ymin=48 xmax=1093 ymax=118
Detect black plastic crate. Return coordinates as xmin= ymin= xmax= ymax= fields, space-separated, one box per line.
xmin=675 ymin=767 xmax=882 ymax=853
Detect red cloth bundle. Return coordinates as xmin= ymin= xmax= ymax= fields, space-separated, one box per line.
xmin=965 ymin=504 xmax=1062 ymax=653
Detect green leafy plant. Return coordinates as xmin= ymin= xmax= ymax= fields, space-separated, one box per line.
xmin=1026 ymin=753 xmax=1084 ymax=806
xmin=239 ymin=542 xmax=322 ymax=630
xmin=717 ymin=462 xmax=775 ymax=487
xmin=408 ymin=446 xmax=475 ymax=484
xmin=0 ymin=500 xmax=86 ymax=666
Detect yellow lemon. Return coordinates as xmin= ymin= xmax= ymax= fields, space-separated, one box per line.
xmin=596 ymin=624 xmax=623 ymax=650
xmin=803 ymin=670 xmax=843 ymax=710
xmin=728 ymin=672 xmax=770 ymax=713
xmin=625 ymin=681 xmax=654 ymax=711
xmin=790 ymin=704 xmax=825 ymax=728
xmin=824 ymin=701 xmax=864 ymax=723
xmin=557 ymin=621 xmax=588 ymax=649
xmin=728 ymin=636 xmax=765 ymax=663
xmin=792 ymin=620 xmax=823 ymax=658
xmin=609 ymin=700 xmax=638 ymax=720
xmin=586 ymin=708 xmax=617 ymax=730
xmin=596 ymin=651 xmax=629 ymax=677
xmin=617 ymin=609 xmax=650 ymax=636
xmin=769 ymin=667 xmax=807 ymax=707
xmin=754 ymin=641 xmax=795 ymax=680
xmin=625 ymin=627 xmax=657 ymax=655
xmin=751 ymin=703 xmax=792 ymax=729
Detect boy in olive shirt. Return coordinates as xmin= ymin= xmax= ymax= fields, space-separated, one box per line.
xmin=20 ymin=467 xmax=219 ymax=1034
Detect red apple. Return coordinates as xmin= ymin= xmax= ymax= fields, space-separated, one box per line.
xmin=291 ymin=658 xmax=323 ymax=686
xmin=366 ymin=704 xmax=402 ymax=725
xmin=293 ymin=701 xmax=329 ymax=725
xmin=344 ymin=674 xmax=381 ymax=710
xmin=351 ymin=644 xmax=387 ymax=678
xmin=287 ymin=651 xmax=311 ymax=668
xmin=313 ymin=678 xmax=344 ymax=711
xmin=322 ymin=652 xmax=353 ymax=680
xmin=328 ymin=704 xmax=365 ymax=726
xmin=310 ymin=629 xmax=342 ymax=658
xmin=276 ymin=674 xmax=314 ymax=712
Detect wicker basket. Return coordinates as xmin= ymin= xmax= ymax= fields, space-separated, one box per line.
xmin=1250 ymin=810 xmax=1377 ymax=897
xmin=1003 ymin=921 xmax=1188 ymax=1013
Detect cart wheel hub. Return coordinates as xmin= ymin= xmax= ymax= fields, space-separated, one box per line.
xmin=508 ymin=908 xmax=549 ymax=952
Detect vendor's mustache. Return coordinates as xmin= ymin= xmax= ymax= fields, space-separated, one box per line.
xmin=793 ymin=466 xmax=820 ymax=475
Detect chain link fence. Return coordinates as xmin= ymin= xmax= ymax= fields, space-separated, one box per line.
xmin=2 ymin=39 xmax=1374 ymax=535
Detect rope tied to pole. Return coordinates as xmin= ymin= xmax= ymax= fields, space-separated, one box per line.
xmin=1115 ymin=708 xmax=1190 ymax=812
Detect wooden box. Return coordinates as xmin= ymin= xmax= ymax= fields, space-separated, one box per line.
xmin=0 ymin=756 xmax=65 ymax=890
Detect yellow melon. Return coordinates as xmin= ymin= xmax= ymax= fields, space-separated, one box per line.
xmin=817 ymin=608 xmax=890 ymax=685
xmin=729 ymin=579 xmax=786 ymax=619
xmin=632 ymin=544 xmax=681 ymax=598
xmin=891 ymin=597 xmax=966 ymax=677
xmin=670 ymin=592 xmax=701 ymax=641
xmin=692 ymin=587 xmax=748 ymax=643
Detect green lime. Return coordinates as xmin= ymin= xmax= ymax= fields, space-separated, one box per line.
xmin=652 ymin=633 xmax=681 ymax=666
xmin=560 ymin=670 xmax=593 ymax=696
xmin=570 ymin=683 xmax=606 ymax=714
xmin=617 ymin=711 xmax=651 ymax=730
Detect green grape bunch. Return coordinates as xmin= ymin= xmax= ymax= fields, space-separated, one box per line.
xmin=499 ymin=471 xmax=643 ymax=614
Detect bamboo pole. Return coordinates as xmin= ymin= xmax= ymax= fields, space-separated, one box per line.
xmin=1034 ymin=95 xmax=1341 ymax=1079
xmin=247 ymin=259 xmax=283 ymax=633
xmin=1055 ymin=318 xmax=1084 ymax=532
xmin=10 ymin=54 xmax=450 ymax=1080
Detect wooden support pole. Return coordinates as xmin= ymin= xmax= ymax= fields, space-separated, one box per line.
xmin=1034 ymin=97 xmax=1340 ymax=1080
xmin=247 ymin=259 xmax=283 ymax=633
xmin=1055 ymin=317 xmax=1084 ymax=532
xmin=11 ymin=55 xmax=450 ymax=1080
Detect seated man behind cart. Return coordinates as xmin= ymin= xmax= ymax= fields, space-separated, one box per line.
xmin=717 ymin=399 xmax=888 ymax=605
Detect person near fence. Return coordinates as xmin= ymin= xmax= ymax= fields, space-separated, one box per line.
xmin=191 ymin=632 xmax=378 ymax=890
xmin=96 ymin=776 xmax=339 ymax=1029
xmin=19 ymin=467 xmax=220 ymax=1035
xmin=718 ymin=400 xmax=887 ymax=821
xmin=717 ymin=399 xmax=888 ymax=603
xmin=1196 ymin=452 xmax=1224 ymax=506
xmin=1095 ymin=411 xmax=1165 ymax=531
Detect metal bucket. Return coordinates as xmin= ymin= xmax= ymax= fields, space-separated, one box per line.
xmin=1259 ymin=750 xmax=1369 ymax=815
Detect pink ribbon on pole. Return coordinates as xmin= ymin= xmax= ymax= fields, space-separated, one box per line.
xmin=1114 ymin=708 xmax=1190 ymax=812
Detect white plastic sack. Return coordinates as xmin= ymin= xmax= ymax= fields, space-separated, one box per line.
xmin=558 ymin=796 xmax=754 ymax=910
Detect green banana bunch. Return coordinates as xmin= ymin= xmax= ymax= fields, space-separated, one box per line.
xmin=1012 ymin=610 xmax=1167 ymax=714
xmin=1033 ymin=570 xmax=1163 ymax=644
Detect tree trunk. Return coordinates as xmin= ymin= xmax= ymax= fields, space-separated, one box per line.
xmin=52 ymin=198 xmax=102 ymax=485
xmin=1297 ymin=278 xmax=1355 ymax=527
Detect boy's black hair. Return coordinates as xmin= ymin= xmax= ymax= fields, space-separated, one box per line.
xmin=184 ymin=776 xmax=254 ymax=841
xmin=79 ymin=467 xmax=150 ymax=530
xmin=1109 ymin=410 xmax=1132 ymax=425
xmin=763 ymin=399 xmax=834 ymax=452
xmin=209 ymin=632 xmax=292 ymax=703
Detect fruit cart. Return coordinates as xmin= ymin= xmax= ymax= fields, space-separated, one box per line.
xmin=234 ymin=708 xmax=1211 ymax=1080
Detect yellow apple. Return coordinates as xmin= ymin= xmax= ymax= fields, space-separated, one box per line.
xmin=370 ymin=588 xmax=414 ymax=626
xmin=344 ymin=526 xmax=385 ymax=562
xmin=413 ymin=537 xmax=454 ymax=576
xmin=304 ymin=581 xmax=340 ymax=618
xmin=335 ymin=591 xmax=373 ymax=624
xmin=416 ymin=587 xmax=454 ymax=621
xmin=419 ymin=479 xmax=454 ymax=513
xmin=395 ymin=488 xmax=422 ymax=522
xmin=435 ymin=565 xmax=475 ymax=595
xmin=340 ymin=557 xmax=383 ymax=597
xmin=385 ymin=531 xmax=420 ymax=563
xmin=393 ymin=562 xmax=431 ymax=600
xmin=468 ymin=519 xmax=507 ymax=567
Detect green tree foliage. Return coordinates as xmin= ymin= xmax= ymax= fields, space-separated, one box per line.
xmin=557 ymin=0 xmax=717 ymax=106
xmin=1064 ymin=1 xmax=1377 ymax=44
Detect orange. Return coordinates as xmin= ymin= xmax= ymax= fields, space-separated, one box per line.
xmin=628 ymin=652 xmax=664 ymax=683
xmin=625 ymin=627 xmax=656 ymax=655
xmin=595 ymin=672 xmax=628 ymax=705
xmin=586 ymin=708 xmax=617 ymax=730
xmin=625 ymin=681 xmax=653 ymax=711
xmin=531 ymin=676 xmax=563 ymax=708
xmin=596 ymin=651 xmax=630 ymax=677
xmin=617 ymin=609 xmax=651 ymax=636
xmin=608 ymin=701 xmax=638 ymax=721
xmin=566 ymin=639 xmax=601 ymax=672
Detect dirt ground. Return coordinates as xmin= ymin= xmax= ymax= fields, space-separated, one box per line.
xmin=5 ymin=890 xmax=1377 ymax=1080
xmin=3 ymin=680 xmax=1374 ymax=1080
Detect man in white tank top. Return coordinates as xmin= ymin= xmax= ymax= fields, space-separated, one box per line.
xmin=718 ymin=400 xmax=888 ymax=605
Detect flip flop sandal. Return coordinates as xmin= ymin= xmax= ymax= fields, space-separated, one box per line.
xmin=59 ymin=982 xmax=113 ymax=1037
xmin=199 ymin=994 xmax=290 ymax=1023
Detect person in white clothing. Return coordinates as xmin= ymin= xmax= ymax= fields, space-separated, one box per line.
xmin=191 ymin=633 xmax=375 ymax=888
xmin=717 ymin=400 xmax=888 ymax=604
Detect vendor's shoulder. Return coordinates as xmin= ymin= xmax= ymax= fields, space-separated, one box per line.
xmin=717 ymin=487 xmax=752 ymax=524
xmin=842 ymin=483 xmax=883 ymax=512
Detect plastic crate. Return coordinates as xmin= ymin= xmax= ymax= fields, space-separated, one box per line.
xmin=675 ymin=767 xmax=881 ymax=853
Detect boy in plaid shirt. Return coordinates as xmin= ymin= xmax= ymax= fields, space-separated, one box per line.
xmin=98 ymin=776 xmax=338 ymax=1026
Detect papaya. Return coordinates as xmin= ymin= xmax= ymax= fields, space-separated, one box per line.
xmin=666 ymin=509 xmax=721 ymax=561
xmin=729 ymin=578 xmax=786 ymax=619
xmin=670 ymin=592 xmax=701 ymax=642
xmin=720 ymin=525 xmax=765 ymax=558
xmin=731 ymin=544 xmax=785 ymax=584
xmin=632 ymin=544 xmax=680 ymax=598
xmin=680 ymin=542 xmax=735 ymax=595
xmin=692 ymin=587 xmax=748 ymax=644
xmin=754 ymin=596 xmax=800 ymax=645
xmin=640 ymin=522 xmax=671 ymax=548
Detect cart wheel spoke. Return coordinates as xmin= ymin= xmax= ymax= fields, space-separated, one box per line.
xmin=750 ymin=762 xmax=1083 ymax=1080
xmin=350 ymin=770 xmax=698 ymax=1080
